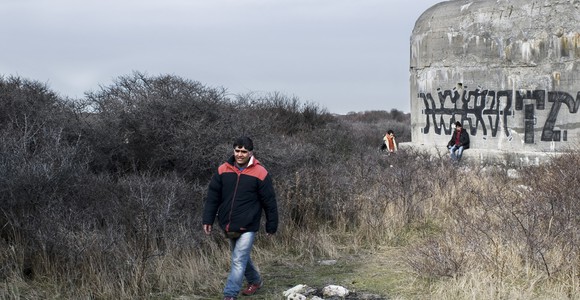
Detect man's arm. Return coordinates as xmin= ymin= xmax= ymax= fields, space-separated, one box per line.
xmin=202 ymin=171 xmax=223 ymax=231
xmin=461 ymin=130 xmax=470 ymax=146
xmin=259 ymin=174 xmax=278 ymax=234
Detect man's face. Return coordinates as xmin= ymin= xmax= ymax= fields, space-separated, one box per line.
xmin=456 ymin=126 xmax=462 ymax=132
xmin=234 ymin=146 xmax=251 ymax=167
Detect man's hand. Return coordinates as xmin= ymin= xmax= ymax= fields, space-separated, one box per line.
xmin=203 ymin=224 xmax=212 ymax=235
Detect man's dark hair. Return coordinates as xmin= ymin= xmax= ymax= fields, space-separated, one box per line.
xmin=387 ymin=130 xmax=394 ymax=135
xmin=233 ymin=136 xmax=254 ymax=151
xmin=455 ymin=121 xmax=462 ymax=127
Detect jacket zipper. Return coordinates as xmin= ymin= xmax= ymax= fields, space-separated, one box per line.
xmin=226 ymin=166 xmax=241 ymax=232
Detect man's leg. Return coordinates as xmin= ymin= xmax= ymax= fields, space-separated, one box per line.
xmin=449 ymin=145 xmax=457 ymax=161
xmin=244 ymin=254 xmax=261 ymax=285
xmin=455 ymin=146 xmax=465 ymax=161
xmin=223 ymin=232 xmax=256 ymax=298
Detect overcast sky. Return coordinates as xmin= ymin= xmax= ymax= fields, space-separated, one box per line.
xmin=1 ymin=0 xmax=443 ymax=115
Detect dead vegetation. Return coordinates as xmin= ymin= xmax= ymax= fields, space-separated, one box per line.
xmin=1 ymin=73 xmax=580 ymax=299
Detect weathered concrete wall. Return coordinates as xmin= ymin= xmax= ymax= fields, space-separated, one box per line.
xmin=410 ymin=0 xmax=580 ymax=160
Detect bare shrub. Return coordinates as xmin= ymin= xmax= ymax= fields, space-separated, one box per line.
xmin=338 ymin=109 xmax=411 ymax=147
xmin=88 ymin=174 xmax=201 ymax=297
xmin=407 ymin=151 xmax=580 ymax=287
xmin=508 ymin=152 xmax=580 ymax=276
xmin=18 ymin=173 xmax=205 ymax=299
xmin=0 ymin=76 xmax=88 ymax=281
xmin=277 ymin=164 xmax=353 ymax=231
xmin=382 ymin=149 xmax=448 ymax=224
xmin=0 ymin=71 xmax=431 ymax=298
xmin=82 ymin=72 xmax=234 ymax=179
xmin=273 ymin=141 xmax=446 ymax=250
xmin=228 ymin=92 xmax=342 ymax=176
xmin=233 ymin=92 xmax=334 ymax=136
xmin=341 ymin=109 xmax=410 ymax=124
xmin=406 ymin=237 xmax=466 ymax=278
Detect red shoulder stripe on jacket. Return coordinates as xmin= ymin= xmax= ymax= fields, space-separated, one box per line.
xmin=218 ymin=163 xmax=235 ymax=175
xmin=243 ymin=164 xmax=268 ymax=181
xmin=217 ymin=162 xmax=268 ymax=181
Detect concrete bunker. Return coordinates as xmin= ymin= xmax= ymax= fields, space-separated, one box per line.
xmin=409 ymin=0 xmax=580 ymax=165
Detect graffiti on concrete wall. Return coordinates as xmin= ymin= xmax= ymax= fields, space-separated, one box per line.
xmin=419 ymin=87 xmax=580 ymax=143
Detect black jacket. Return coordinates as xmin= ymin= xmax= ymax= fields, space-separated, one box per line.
xmin=202 ymin=155 xmax=278 ymax=234
xmin=447 ymin=128 xmax=470 ymax=149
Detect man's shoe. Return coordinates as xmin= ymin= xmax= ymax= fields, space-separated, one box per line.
xmin=223 ymin=297 xmax=236 ymax=300
xmin=241 ymin=281 xmax=263 ymax=296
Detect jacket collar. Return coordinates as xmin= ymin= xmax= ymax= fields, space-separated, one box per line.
xmin=227 ymin=155 xmax=259 ymax=169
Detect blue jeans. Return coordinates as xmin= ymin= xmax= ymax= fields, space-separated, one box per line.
xmin=449 ymin=145 xmax=464 ymax=161
xmin=223 ymin=231 xmax=261 ymax=297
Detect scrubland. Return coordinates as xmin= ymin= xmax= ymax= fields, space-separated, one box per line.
xmin=1 ymin=73 xmax=579 ymax=299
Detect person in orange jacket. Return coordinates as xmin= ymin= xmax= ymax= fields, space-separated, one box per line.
xmin=383 ymin=130 xmax=397 ymax=153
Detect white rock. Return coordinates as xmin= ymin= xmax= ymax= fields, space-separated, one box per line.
xmin=507 ymin=168 xmax=519 ymax=178
xmin=322 ymin=285 xmax=349 ymax=297
xmin=283 ymin=284 xmax=309 ymax=297
xmin=318 ymin=259 xmax=337 ymax=265
xmin=286 ymin=292 xmax=306 ymax=300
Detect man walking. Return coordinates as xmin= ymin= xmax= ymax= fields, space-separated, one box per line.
xmin=447 ymin=121 xmax=470 ymax=162
xmin=202 ymin=136 xmax=278 ymax=300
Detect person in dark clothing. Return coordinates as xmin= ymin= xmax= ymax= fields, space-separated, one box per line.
xmin=447 ymin=121 xmax=470 ymax=162
xmin=202 ymin=136 xmax=278 ymax=300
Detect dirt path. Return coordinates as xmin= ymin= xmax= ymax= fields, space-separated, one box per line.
xmin=253 ymin=246 xmax=425 ymax=299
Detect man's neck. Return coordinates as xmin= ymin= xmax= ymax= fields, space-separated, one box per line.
xmin=235 ymin=156 xmax=252 ymax=169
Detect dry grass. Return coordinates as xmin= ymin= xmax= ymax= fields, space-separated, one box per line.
xmin=4 ymin=151 xmax=580 ymax=299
